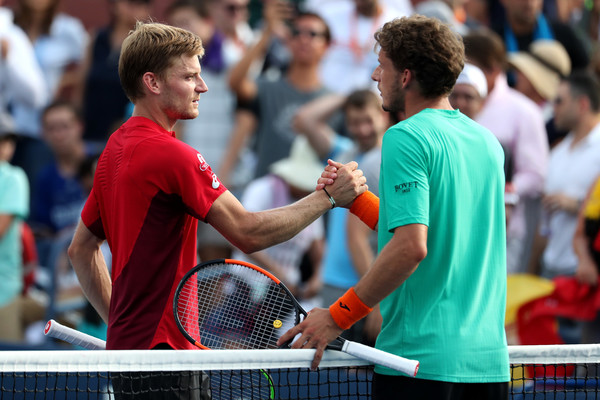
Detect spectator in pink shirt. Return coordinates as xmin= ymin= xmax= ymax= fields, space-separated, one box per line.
xmin=464 ymin=29 xmax=549 ymax=274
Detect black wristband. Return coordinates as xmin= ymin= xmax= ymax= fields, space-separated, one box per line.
xmin=323 ymin=188 xmax=336 ymax=209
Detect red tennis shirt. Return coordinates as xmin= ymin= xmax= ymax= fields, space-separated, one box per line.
xmin=81 ymin=117 xmax=227 ymax=350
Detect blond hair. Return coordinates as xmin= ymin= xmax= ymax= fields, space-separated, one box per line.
xmin=119 ymin=21 xmax=204 ymax=102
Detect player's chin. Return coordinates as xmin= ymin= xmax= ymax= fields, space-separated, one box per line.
xmin=180 ymin=110 xmax=199 ymax=120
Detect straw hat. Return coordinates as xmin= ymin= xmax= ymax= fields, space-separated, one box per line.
xmin=455 ymin=63 xmax=488 ymax=98
xmin=270 ymin=136 xmax=324 ymax=192
xmin=508 ymin=40 xmax=571 ymax=101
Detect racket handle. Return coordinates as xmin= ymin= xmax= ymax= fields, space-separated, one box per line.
xmin=342 ymin=340 xmax=419 ymax=377
xmin=44 ymin=319 xmax=107 ymax=350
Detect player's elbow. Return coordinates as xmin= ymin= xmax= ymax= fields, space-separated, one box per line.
xmin=228 ymin=214 xmax=267 ymax=254
xmin=236 ymin=239 xmax=263 ymax=255
xmin=399 ymin=238 xmax=428 ymax=266
xmin=411 ymin=243 xmax=428 ymax=264
xmin=67 ymin=240 xmax=83 ymax=267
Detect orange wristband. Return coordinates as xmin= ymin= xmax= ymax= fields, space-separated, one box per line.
xmin=329 ymin=287 xmax=373 ymax=330
xmin=350 ymin=191 xmax=379 ymax=230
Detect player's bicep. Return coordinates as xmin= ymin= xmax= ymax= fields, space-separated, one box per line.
xmin=205 ymin=191 xmax=258 ymax=251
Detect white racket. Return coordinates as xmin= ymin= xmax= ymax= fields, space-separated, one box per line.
xmin=44 ymin=319 xmax=106 ymax=350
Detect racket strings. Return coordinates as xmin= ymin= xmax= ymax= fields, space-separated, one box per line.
xmin=176 ymin=263 xmax=299 ymax=350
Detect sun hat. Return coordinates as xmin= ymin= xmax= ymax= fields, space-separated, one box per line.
xmin=270 ymin=135 xmax=325 ymax=192
xmin=455 ymin=63 xmax=488 ymax=98
xmin=508 ymin=39 xmax=571 ymax=101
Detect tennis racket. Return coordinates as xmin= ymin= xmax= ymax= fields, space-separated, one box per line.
xmin=44 ymin=319 xmax=106 ymax=350
xmin=173 ymin=259 xmax=420 ymax=377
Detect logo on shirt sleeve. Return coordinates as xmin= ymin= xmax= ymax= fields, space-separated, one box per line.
xmin=211 ymin=173 xmax=220 ymax=189
xmin=395 ymin=181 xmax=419 ymax=193
xmin=197 ymin=154 xmax=209 ymax=171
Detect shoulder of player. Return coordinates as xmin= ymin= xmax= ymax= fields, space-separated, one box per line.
xmin=128 ymin=134 xmax=201 ymax=169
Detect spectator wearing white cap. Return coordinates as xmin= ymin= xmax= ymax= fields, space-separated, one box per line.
xmin=450 ymin=63 xmax=488 ymax=120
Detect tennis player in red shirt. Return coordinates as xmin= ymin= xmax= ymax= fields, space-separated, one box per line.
xmin=68 ymin=21 xmax=365 ymax=352
xmin=67 ymin=20 xmax=366 ymax=399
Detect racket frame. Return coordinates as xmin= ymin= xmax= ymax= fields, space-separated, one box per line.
xmin=173 ymin=259 xmax=419 ymax=377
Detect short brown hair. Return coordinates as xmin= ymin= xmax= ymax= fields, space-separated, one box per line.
xmin=374 ymin=15 xmax=465 ymax=98
xmin=119 ymin=21 xmax=205 ymax=102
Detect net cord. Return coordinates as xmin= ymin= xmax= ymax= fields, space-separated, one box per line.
xmin=0 ymin=349 xmax=371 ymax=373
xmin=508 ymin=344 xmax=600 ymax=364
xmin=3 ymin=345 xmax=599 ymax=373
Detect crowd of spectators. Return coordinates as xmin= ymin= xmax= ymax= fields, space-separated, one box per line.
xmin=1 ymin=0 xmax=600 ymax=348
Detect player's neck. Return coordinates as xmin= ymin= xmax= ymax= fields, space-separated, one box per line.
xmin=131 ymin=104 xmax=177 ymax=132
xmin=404 ymin=95 xmax=453 ymax=118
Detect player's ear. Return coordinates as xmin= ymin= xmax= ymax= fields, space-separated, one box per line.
xmin=142 ymin=72 xmax=161 ymax=95
xmin=401 ymin=69 xmax=412 ymax=90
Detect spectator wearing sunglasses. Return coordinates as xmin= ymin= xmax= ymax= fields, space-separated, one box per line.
xmin=228 ymin=2 xmax=332 ymax=181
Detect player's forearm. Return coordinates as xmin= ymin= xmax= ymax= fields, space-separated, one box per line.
xmin=244 ymin=165 xmax=365 ymax=252
xmin=353 ymin=225 xmax=427 ymax=307
xmin=75 ymin=251 xmax=111 ymax=324
xmin=240 ymin=190 xmax=332 ymax=253
xmin=68 ymin=222 xmax=111 ymax=324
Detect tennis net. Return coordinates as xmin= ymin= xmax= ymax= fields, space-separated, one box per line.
xmin=1 ymin=345 xmax=600 ymax=399
xmin=510 ymin=344 xmax=600 ymax=399
xmin=0 ymin=349 xmax=372 ymax=399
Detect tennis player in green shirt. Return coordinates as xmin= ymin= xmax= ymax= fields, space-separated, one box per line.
xmin=278 ymin=15 xmax=510 ymax=399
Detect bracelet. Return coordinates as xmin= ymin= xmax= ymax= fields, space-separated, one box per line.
xmin=329 ymin=287 xmax=373 ymax=330
xmin=322 ymin=188 xmax=336 ymax=209
xmin=349 ymin=191 xmax=379 ymax=230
